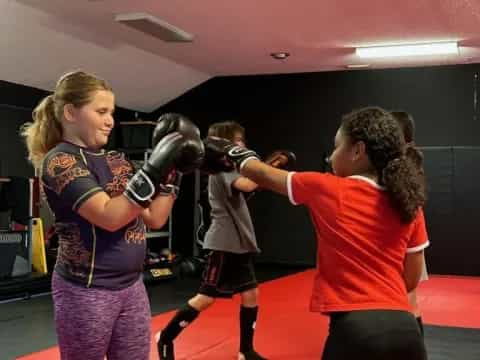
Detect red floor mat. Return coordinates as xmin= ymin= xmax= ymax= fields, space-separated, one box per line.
xmin=417 ymin=275 xmax=480 ymax=329
xmin=150 ymin=270 xmax=327 ymax=359
xmin=18 ymin=271 xmax=480 ymax=359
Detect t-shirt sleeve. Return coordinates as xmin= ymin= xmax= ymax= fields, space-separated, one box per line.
xmin=287 ymin=171 xmax=340 ymax=206
xmin=41 ymin=151 xmax=103 ymax=212
xmin=407 ymin=208 xmax=430 ymax=253
xmin=220 ymin=170 xmax=242 ymax=198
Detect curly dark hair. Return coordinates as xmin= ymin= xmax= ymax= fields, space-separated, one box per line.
xmin=391 ymin=111 xmax=424 ymax=172
xmin=391 ymin=111 xmax=415 ymax=143
xmin=341 ymin=107 xmax=426 ymax=223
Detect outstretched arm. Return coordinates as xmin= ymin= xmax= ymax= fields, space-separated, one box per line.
xmin=240 ymin=159 xmax=289 ymax=196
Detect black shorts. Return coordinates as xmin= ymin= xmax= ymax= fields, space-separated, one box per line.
xmin=198 ymin=250 xmax=258 ymax=298
xmin=322 ymin=310 xmax=427 ymax=360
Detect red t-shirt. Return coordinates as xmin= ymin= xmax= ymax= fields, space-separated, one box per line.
xmin=287 ymin=172 xmax=429 ymax=313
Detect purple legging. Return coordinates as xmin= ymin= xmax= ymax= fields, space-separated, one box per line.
xmin=52 ymin=272 xmax=151 ymax=360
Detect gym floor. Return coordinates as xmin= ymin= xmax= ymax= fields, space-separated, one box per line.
xmin=3 ymin=266 xmax=480 ymax=359
xmin=0 ymin=264 xmax=305 ymax=360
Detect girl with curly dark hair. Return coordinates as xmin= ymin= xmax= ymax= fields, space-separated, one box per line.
xmin=202 ymin=106 xmax=429 ymax=360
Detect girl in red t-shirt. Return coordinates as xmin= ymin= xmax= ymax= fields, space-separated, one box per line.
xmin=203 ymin=106 xmax=428 ymax=360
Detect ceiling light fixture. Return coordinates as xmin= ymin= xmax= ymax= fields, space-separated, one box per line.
xmin=346 ymin=64 xmax=370 ymax=69
xmin=270 ymin=52 xmax=290 ymax=60
xmin=356 ymin=41 xmax=458 ymax=58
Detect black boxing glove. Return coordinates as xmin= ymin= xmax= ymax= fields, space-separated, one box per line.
xmin=125 ymin=132 xmax=204 ymax=207
xmin=152 ymin=112 xmax=204 ymax=175
xmin=264 ymin=150 xmax=296 ymax=170
xmin=152 ymin=113 xmax=200 ymax=147
xmin=201 ymin=137 xmax=259 ymax=174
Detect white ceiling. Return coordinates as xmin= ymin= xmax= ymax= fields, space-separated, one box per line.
xmin=2 ymin=0 xmax=480 ymax=111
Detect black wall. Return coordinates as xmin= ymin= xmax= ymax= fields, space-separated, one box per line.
xmin=421 ymin=146 xmax=480 ymax=276
xmin=0 ymin=105 xmax=35 ymax=177
xmin=3 ymin=63 xmax=480 ymax=274
xmin=153 ymin=64 xmax=480 ymax=273
xmin=0 ymin=80 xmax=142 ymax=177
xmin=0 ymin=80 xmax=48 ymax=177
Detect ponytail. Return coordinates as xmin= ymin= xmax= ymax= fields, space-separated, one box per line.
xmin=405 ymin=142 xmax=424 ymax=172
xmin=382 ymin=144 xmax=426 ymax=223
xmin=21 ymin=70 xmax=112 ymax=169
xmin=21 ymin=95 xmax=63 ymax=169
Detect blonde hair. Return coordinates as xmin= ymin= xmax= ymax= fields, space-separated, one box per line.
xmin=21 ymin=70 xmax=112 ymax=168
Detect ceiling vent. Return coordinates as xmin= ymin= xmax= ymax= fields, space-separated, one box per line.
xmin=115 ymin=12 xmax=194 ymax=43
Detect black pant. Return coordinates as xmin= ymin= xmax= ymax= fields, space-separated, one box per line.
xmin=322 ymin=310 xmax=427 ymax=360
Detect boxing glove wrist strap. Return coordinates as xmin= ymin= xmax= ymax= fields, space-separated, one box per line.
xmin=157 ymin=183 xmax=180 ymax=198
xmin=238 ymin=156 xmax=259 ymax=171
xmin=124 ymin=169 xmax=156 ymax=208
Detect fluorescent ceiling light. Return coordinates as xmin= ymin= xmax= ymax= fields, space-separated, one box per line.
xmin=346 ymin=64 xmax=370 ymax=69
xmin=356 ymin=42 xmax=458 ymax=58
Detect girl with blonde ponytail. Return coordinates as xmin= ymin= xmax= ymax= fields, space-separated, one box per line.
xmin=21 ymin=70 xmax=181 ymax=360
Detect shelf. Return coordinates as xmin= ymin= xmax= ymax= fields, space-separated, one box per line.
xmin=146 ymin=231 xmax=170 ymax=239
xmin=143 ymin=267 xmax=175 ymax=283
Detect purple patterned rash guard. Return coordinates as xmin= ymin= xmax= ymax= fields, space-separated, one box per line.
xmin=41 ymin=142 xmax=146 ymax=289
